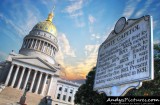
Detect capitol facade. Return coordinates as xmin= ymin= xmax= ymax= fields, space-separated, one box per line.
xmin=0 ymin=11 xmax=80 ymax=105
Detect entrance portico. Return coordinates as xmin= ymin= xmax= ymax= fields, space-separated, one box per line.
xmin=4 ymin=57 xmax=58 ymax=96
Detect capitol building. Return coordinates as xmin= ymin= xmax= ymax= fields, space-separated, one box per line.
xmin=0 ymin=10 xmax=80 ymax=105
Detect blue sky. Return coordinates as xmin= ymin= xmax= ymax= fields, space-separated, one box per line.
xmin=0 ymin=0 xmax=160 ymax=80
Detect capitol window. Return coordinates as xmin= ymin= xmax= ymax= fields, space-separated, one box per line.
xmin=57 ymin=94 xmax=60 ymax=99
xmin=63 ymin=95 xmax=66 ymax=101
xmin=65 ymin=88 xmax=67 ymax=92
xmin=59 ymin=87 xmax=62 ymax=91
xmin=68 ymin=96 xmax=71 ymax=102
xmin=70 ymin=89 xmax=73 ymax=94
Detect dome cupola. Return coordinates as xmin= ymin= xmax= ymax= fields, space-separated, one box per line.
xmin=19 ymin=11 xmax=58 ymax=64
xmin=32 ymin=12 xmax=57 ymax=37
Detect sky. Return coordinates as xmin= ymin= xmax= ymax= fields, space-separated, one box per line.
xmin=0 ymin=0 xmax=160 ymax=80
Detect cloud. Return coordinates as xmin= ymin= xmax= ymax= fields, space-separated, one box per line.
xmin=63 ymin=0 xmax=86 ymax=27
xmin=154 ymin=40 xmax=160 ymax=44
xmin=0 ymin=13 xmax=25 ymax=38
xmin=85 ymin=44 xmax=99 ymax=56
xmin=68 ymin=44 xmax=99 ymax=80
xmin=75 ymin=18 xmax=85 ymax=27
xmin=0 ymin=1 xmax=42 ymax=38
xmin=56 ymin=32 xmax=78 ymax=79
xmin=90 ymin=34 xmax=100 ymax=40
xmin=0 ymin=51 xmax=7 ymax=61
xmin=88 ymin=15 xmax=96 ymax=24
xmin=88 ymin=14 xmax=96 ymax=33
xmin=70 ymin=44 xmax=99 ymax=79
xmin=57 ymin=33 xmax=76 ymax=57
xmin=64 ymin=0 xmax=83 ymax=14
xmin=135 ymin=0 xmax=153 ymax=17
xmin=153 ymin=20 xmax=158 ymax=29
xmin=122 ymin=0 xmax=141 ymax=18
xmin=56 ymin=42 xmax=100 ymax=80
xmin=70 ymin=11 xmax=83 ymax=18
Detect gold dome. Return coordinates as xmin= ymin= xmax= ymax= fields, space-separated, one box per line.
xmin=32 ymin=12 xmax=57 ymax=37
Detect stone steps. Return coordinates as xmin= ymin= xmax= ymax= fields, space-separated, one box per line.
xmin=0 ymin=87 xmax=45 ymax=105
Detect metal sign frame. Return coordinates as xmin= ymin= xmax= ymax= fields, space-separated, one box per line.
xmin=93 ymin=15 xmax=154 ymax=95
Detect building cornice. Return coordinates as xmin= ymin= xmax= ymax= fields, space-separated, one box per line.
xmin=58 ymin=79 xmax=81 ymax=87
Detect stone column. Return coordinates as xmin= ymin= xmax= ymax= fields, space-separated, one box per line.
xmin=35 ymin=72 xmax=43 ymax=94
xmin=27 ymin=39 xmax=31 ymax=48
xmin=49 ymin=44 xmax=52 ymax=55
xmin=41 ymin=73 xmax=48 ymax=95
xmin=34 ymin=40 xmax=37 ymax=49
xmin=23 ymin=39 xmax=27 ymax=48
xmin=11 ymin=65 xmax=20 ymax=87
xmin=54 ymin=85 xmax=60 ymax=99
xmin=38 ymin=40 xmax=41 ymax=50
xmin=50 ymin=46 xmax=53 ymax=56
xmin=25 ymin=39 xmax=29 ymax=48
xmin=16 ymin=67 xmax=26 ymax=89
xmin=23 ymin=68 xmax=31 ymax=90
xmin=71 ymin=89 xmax=76 ymax=103
xmin=5 ymin=64 xmax=14 ymax=86
xmin=41 ymin=41 xmax=45 ymax=52
xmin=46 ymin=43 xmax=49 ymax=54
xmin=66 ymin=87 xmax=70 ymax=102
xmin=30 ymin=39 xmax=34 ymax=48
xmin=29 ymin=70 xmax=37 ymax=92
xmin=47 ymin=75 xmax=53 ymax=95
xmin=53 ymin=48 xmax=55 ymax=56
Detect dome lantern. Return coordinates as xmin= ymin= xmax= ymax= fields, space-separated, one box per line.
xmin=31 ymin=8 xmax=57 ymax=37
xmin=46 ymin=12 xmax=54 ymax=22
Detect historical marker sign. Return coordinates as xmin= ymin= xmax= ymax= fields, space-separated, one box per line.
xmin=93 ymin=16 xmax=154 ymax=95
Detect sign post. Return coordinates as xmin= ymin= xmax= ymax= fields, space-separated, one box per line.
xmin=93 ymin=15 xmax=154 ymax=96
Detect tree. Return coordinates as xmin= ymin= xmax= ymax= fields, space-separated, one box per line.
xmin=74 ymin=67 xmax=107 ymax=105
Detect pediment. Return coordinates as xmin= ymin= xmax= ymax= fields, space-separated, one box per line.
xmin=12 ymin=56 xmax=56 ymax=71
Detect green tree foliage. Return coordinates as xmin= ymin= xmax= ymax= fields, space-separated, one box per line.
xmin=154 ymin=44 xmax=160 ymax=59
xmin=154 ymin=44 xmax=160 ymax=51
xmin=74 ymin=67 xmax=107 ymax=105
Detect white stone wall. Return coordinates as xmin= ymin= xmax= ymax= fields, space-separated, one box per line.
xmin=52 ymin=81 xmax=79 ymax=105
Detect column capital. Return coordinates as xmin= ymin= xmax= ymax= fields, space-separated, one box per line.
xmin=11 ymin=63 xmax=14 ymax=65
xmin=34 ymin=70 xmax=38 ymax=73
xmin=28 ymin=68 xmax=32 ymax=70
xmin=48 ymin=74 xmax=53 ymax=77
xmin=22 ymin=66 xmax=26 ymax=69
xmin=40 ymin=71 xmax=43 ymax=74
xmin=15 ymin=64 xmax=20 ymax=68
